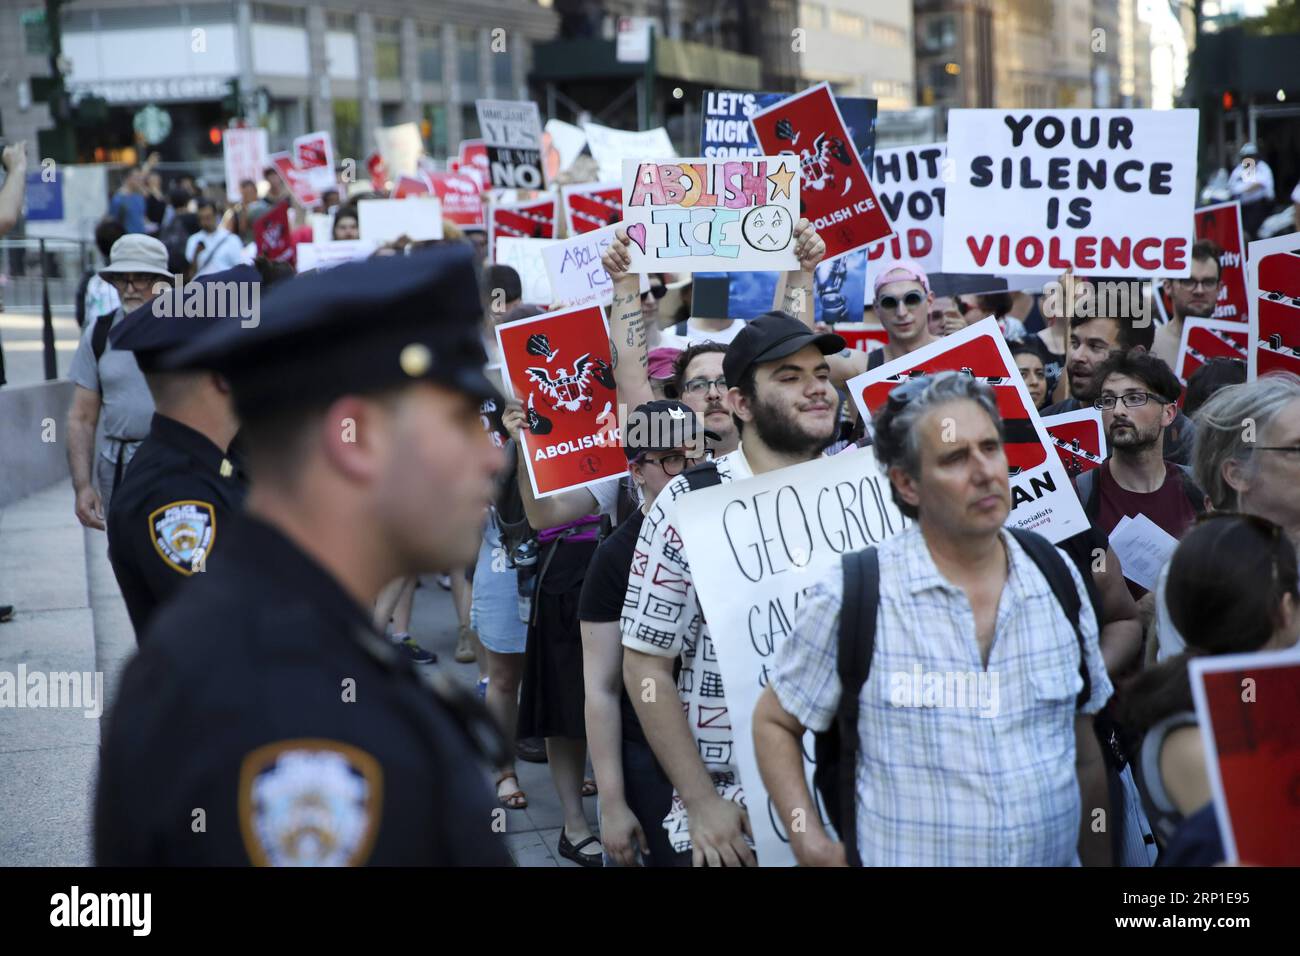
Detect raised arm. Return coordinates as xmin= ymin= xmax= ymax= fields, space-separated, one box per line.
xmin=501 ymin=401 xmax=598 ymax=529
xmin=600 ymin=229 xmax=654 ymax=410
xmin=0 ymin=142 xmax=28 ymax=236
xmin=772 ymin=218 xmax=826 ymax=328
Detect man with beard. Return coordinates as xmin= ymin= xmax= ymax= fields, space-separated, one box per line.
xmin=1152 ymin=239 xmax=1222 ymax=370
xmin=670 ymin=342 xmax=737 ymax=455
xmin=1075 ymin=351 xmax=1204 ymax=600
xmin=621 ymin=311 xmax=845 ymax=866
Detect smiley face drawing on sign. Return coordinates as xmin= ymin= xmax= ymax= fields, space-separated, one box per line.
xmin=741 ymin=205 xmax=793 ymax=252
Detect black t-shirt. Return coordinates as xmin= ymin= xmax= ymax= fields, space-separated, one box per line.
xmin=578 ymin=511 xmax=650 ymax=746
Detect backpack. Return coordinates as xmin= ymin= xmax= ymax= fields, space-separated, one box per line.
xmin=811 ymin=526 xmax=1093 ymax=867
xmin=91 ymin=310 xmax=115 ymax=370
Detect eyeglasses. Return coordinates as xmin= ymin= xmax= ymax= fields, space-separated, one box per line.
xmin=877 ymin=291 xmax=925 ymax=311
xmin=1174 ymin=278 xmax=1219 ymax=291
xmin=1252 ymin=445 xmax=1300 ymax=459
xmin=1093 ymin=392 xmax=1168 ymax=410
xmin=639 ymin=450 xmax=710 ymax=476
xmin=682 ymin=376 xmax=728 ymax=396
xmin=110 ymin=273 xmax=162 ymax=291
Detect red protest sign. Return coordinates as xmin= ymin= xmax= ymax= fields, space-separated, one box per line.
xmin=292 ymin=131 xmax=335 ymax=193
xmin=268 ymin=152 xmax=319 ymax=207
xmin=366 ymin=151 xmax=388 ymax=192
xmin=1192 ymin=653 xmax=1300 ymax=866
xmin=495 ymin=305 xmax=623 ymax=498
xmin=833 ymin=323 xmax=889 ymax=353
xmin=459 ymin=140 xmax=490 ymax=190
xmin=749 ymin=82 xmax=892 ymax=261
xmin=846 ymin=318 xmax=1089 ymax=542
xmin=1041 ymin=408 xmax=1107 ymax=479
xmin=1156 ymin=201 xmax=1249 ymax=324
xmin=428 ymin=171 xmax=485 ymax=228
xmin=561 ymin=181 xmax=623 ymax=235
xmin=1247 ymin=232 xmax=1300 ymax=380
xmin=489 ymin=195 xmax=558 ymax=262
xmin=1175 ymin=318 xmax=1248 ymax=385
xmin=391 ymin=174 xmax=431 ymax=199
xmin=254 ymin=200 xmax=295 ymax=266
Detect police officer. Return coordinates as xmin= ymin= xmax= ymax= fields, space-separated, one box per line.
xmin=95 ymin=246 xmax=511 ymax=865
xmin=105 ymin=264 xmax=256 ymax=639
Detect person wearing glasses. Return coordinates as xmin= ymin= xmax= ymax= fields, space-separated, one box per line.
xmin=1075 ymin=351 xmax=1205 ymax=600
xmin=816 ymin=260 xmax=938 ymax=386
xmin=671 ymin=342 xmax=739 ymax=455
xmin=579 ymin=400 xmax=715 ymax=866
xmin=66 ymin=235 xmax=164 ymax=527
xmin=1152 ymin=239 xmax=1222 ymax=370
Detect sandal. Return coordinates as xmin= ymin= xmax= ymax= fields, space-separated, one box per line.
xmin=558 ymin=829 xmax=604 ymax=867
xmin=496 ymin=770 xmax=527 ymax=810
xmin=581 ymin=777 xmax=598 ymax=797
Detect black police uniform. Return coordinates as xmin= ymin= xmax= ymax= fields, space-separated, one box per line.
xmin=107 ymin=414 xmax=247 ymax=637
xmin=95 ymin=247 xmax=512 ymax=866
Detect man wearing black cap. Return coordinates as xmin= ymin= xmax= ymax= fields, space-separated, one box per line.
xmin=620 ymin=311 xmax=845 ymax=866
xmin=104 ymin=265 xmax=258 ymax=639
xmin=95 ymin=247 xmax=511 ymax=865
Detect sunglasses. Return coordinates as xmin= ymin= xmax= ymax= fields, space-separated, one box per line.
xmin=877 ymin=291 xmax=925 ymax=311
xmin=642 ymin=285 xmax=667 ymax=301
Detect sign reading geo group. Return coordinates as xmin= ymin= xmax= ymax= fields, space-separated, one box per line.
xmin=942 ymin=109 xmax=1198 ymax=277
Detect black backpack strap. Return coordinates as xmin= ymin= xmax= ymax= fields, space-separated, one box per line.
xmin=75 ymin=271 xmax=92 ymax=329
xmin=681 ymin=460 xmax=722 ymax=491
xmin=1074 ymin=468 xmax=1099 ymax=523
xmin=91 ymin=310 xmax=116 ymax=380
xmin=1007 ymin=527 xmax=1091 ymax=710
xmin=1175 ymin=463 xmax=1206 ymax=515
xmin=834 ymin=546 xmax=879 ymax=868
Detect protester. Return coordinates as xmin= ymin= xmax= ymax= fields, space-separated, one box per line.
xmin=143 ymin=170 xmax=168 ymax=235
xmin=1152 ymin=239 xmax=1222 ymax=370
xmin=1119 ymin=515 xmax=1299 ymax=857
xmin=580 ymin=401 xmax=711 ymax=866
xmin=158 ymin=188 xmax=200 ymax=274
xmin=621 ymin=308 xmax=842 ymax=866
xmin=927 ymin=294 xmax=964 ymax=338
xmin=646 ymin=347 xmax=679 ymax=399
xmin=1228 ymin=143 xmax=1275 ymax=238
xmin=1013 ymin=343 xmax=1050 ymax=410
xmin=110 ymin=166 xmax=149 ymax=234
xmin=754 ymin=371 xmax=1111 ymax=866
xmin=332 ymin=204 xmax=360 ymax=241
xmin=66 ymin=235 xmax=166 ymax=525
xmin=223 ymin=179 xmax=269 ymax=244
xmin=187 ymin=200 xmax=244 ymax=278
xmin=80 ymin=219 xmax=126 ymax=328
xmin=961 ymin=291 xmax=1027 ymax=342
xmin=825 ymin=260 xmax=937 ymax=384
xmin=1182 ymin=357 xmax=1245 ymax=420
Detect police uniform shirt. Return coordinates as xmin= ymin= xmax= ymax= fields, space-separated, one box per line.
xmin=95 ymin=515 xmax=511 ymax=867
xmin=106 ymin=412 xmax=247 ymax=639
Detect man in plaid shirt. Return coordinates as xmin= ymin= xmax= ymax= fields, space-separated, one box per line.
xmin=754 ymin=372 xmax=1112 ymax=866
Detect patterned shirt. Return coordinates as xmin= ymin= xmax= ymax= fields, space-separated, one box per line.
xmin=771 ymin=524 xmax=1113 ymax=866
xmin=620 ymin=446 xmax=754 ymax=851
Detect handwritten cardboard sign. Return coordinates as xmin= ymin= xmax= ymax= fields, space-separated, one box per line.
xmin=476 ymin=99 xmax=545 ymax=189
xmin=674 ymin=446 xmax=909 ymax=866
xmin=541 ymin=223 xmax=649 ymax=309
xmin=582 ymin=121 xmax=676 ymax=182
xmin=847 ymin=318 xmax=1090 ymax=543
xmin=1247 ymin=231 xmax=1300 ymax=380
xmin=295 ymin=239 xmax=377 ymax=273
xmin=942 ymin=109 xmax=1198 ymax=277
xmin=621 ymin=156 xmax=801 ymax=272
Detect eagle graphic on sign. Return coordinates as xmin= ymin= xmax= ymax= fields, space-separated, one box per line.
xmin=526 ymin=353 xmax=614 ymax=413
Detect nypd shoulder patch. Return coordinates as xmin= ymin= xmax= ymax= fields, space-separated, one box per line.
xmin=149 ymin=500 xmax=216 ymax=575
xmin=239 ymin=739 xmax=384 ymax=867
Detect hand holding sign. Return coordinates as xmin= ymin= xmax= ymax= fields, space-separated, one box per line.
xmin=601 ymin=227 xmax=633 ymax=279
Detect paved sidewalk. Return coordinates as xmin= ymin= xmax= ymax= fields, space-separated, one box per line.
xmin=0 ymin=480 xmax=598 ymax=866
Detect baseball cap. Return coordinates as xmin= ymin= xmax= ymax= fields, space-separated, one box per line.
xmin=873 ymin=258 xmax=931 ymax=298
xmin=622 ymin=400 xmax=719 ymax=460
xmin=722 ymin=311 xmax=844 ymax=388
xmin=647 ymin=347 xmax=679 ymax=380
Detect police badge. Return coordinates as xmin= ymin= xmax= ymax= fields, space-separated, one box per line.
xmin=239 ymin=740 xmax=383 ymax=867
xmin=149 ymin=500 xmax=217 ymax=575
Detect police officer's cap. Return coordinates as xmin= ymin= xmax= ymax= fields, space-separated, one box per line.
xmin=161 ymin=244 xmax=496 ymax=419
xmin=110 ymin=265 xmax=261 ymax=372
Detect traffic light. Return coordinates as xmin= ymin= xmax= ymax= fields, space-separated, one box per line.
xmin=1222 ymin=91 xmax=1235 ymax=110
xmin=222 ymin=79 xmax=241 ymax=116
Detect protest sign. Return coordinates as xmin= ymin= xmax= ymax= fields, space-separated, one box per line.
xmin=292 ymin=131 xmax=335 ymax=193
xmin=1155 ymin=201 xmax=1248 ymax=324
xmin=495 ymin=305 xmax=623 ymax=497
xmin=1041 ymin=407 xmax=1107 ymax=479
xmin=268 ymin=152 xmax=319 ymax=207
xmin=488 ymin=194 xmax=558 ymax=262
xmin=457 ymin=139 xmax=490 ymax=190
xmin=847 ymin=318 xmax=1090 ymax=543
xmin=374 ymin=122 xmax=424 ymax=179
xmin=561 ymin=181 xmax=623 ymax=235
xmin=1191 ymin=651 xmax=1300 ymax=866
xmin=357 ymin=197 xmax=444 ymax=243
xmin=1175 ymin=318 xmax=1248 ymax=384
xmin=834 ymin=322 xmax=889 ymax=353
xmin=391 ymin=174 xmax=431 ymax=199
xmin=674 ymin=446 xmax=909 ymax=867
xmin=309 ymin=212 xmax=334 ymax=243
xmin=365 ymin=151 xmax=388 ymax=191
xmin=295 ymin=239 xmax=377 ymax=273
xmin=253 ymin=201 xmax=294 ymax=265
xmin=496 ymin=236 xmax=559 ymax=305
xmin=476 ymin=99 xmax=545 ymax=189
xmin=621 ymin=156 xmax=801 ymax=273
xmin=426 ymin=171 xmax=484 ymax=228
xmin=1247 ymin=231 xmax=1300 ymax=380
xmin=942 ymin=109 xmax=1198 ymax=278
xmin=543 ymin=118 xmax=588 ymax=181
xmin=750 ymin=82 xmax=893 ymax=261
xmin=223 ymin=127 xmax=268 ymax=203
xmin=541 ymin=224 xmax=649 ymax=309
xmin=582 ymin=121 xmax=676 ymax=182
xmin=700 ymin=89 xmax=878 ymax=170
xmin=718 ymin=249 xmax=867 ymax=325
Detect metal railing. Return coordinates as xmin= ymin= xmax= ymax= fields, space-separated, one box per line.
xmin=0 ymin=238 xmax=98 ymax=380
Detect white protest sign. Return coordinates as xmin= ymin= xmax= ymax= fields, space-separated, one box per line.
xmin=476 ymin=99 xmax=545 ymax=189
xmin=292 ymin=130 xmax=336 ymax=193
xmin=295 ymin=239 xmax=378 ymax=273
xmin=310 ymin=213 xmax=334 ymax=244
xmin=846 ymin=318 xmax=1091 ymax=543
xmin=357 ymin=197 xmax=444 ymax=243
xmin=582 ymin=121 xmax=676 ymax=182
xmin=674 ymin=446 xmax=910 ymax=867
xmin=374 ymin=122 xmax=425 ymax=179
xmin=1108 ymin=514 xmax=1178 ymax=591
xmin=496 ymin=236 xmax=559 ymax=305
xmin=621 ymin=156 xmax=801 ymax=273
xmin=942 ymin=109 xmax=1198 ymax=278
xmin=541 ymin=224 xmax=649 ymax=309
xmin=543 ymin=118 xmax=588 ymax=175
xmin=223 ymin=127 xmax=268 ymax=203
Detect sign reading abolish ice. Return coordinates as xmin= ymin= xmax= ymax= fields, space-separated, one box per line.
xmin=541 ymin=223 xmax=649 ymax=309
xmin=674 ymin=446 xmax=909 ymax=867
xmin=943 ymin=109 xmax=1198 ymax=278
xmin=847 ymin=318 xmax=1090 ymax=543
xmin=476 ymin=99 xmax=545 ymax=189
xmin=495 ymin=305 xmax=623 ymax=498
xmin=621 ymin=157 xmax=801 ymax=273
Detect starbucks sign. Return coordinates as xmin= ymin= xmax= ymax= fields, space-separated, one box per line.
xmin=133 ymin=104 xmax=173 ymax=145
